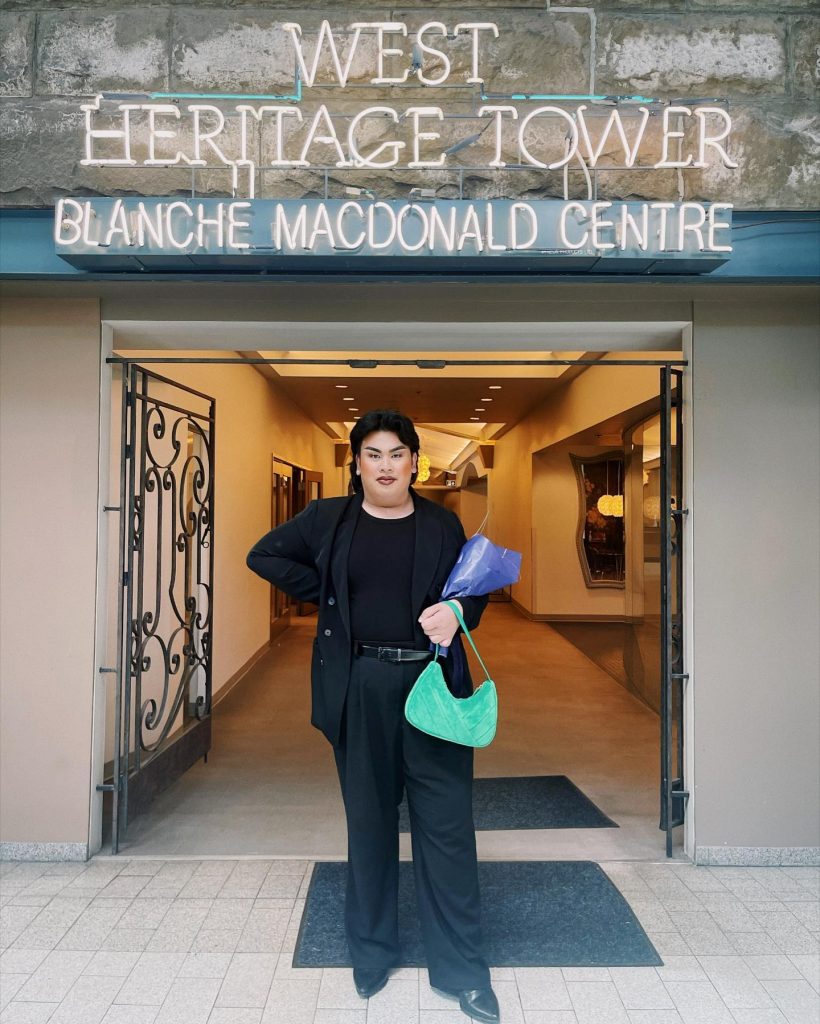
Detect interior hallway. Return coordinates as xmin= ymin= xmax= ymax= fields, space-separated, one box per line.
xmin=115 ymin=602 xmax=671 ymax=861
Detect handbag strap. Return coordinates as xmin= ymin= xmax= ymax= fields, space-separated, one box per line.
xmin=438 ymin=599 xmax=492 ymax=680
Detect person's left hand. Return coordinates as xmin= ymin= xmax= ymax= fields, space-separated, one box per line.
xmin=418 ymin=600 xmax=462 ymax=646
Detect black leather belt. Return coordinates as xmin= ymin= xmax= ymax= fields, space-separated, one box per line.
xmin=353 ymin=643 xmax=433 ymax=663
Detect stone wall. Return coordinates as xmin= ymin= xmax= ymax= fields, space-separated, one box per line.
xmin=1 ymin=2 xmax=817 ymax=207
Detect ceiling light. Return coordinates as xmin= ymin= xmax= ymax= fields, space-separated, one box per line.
xmin=335 ymin=384 xmax=348 ymax=389
xmin=470 ymin=416 xmax=481 ymax=421
xmin=480 ymin=398 xmax=493 ymax=402
xmin=349 ymin=407 xmax=359 ymax=412
xmin=343 ymin=397 xmax=355 ymax=401
xmin=474 ymin=408 xmax=484 ymax=412
xmin=488 ymin=385 xmax=502 ymax=390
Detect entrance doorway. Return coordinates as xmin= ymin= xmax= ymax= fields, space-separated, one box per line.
xmin=95 ymin=330 xmax=691 ymax=862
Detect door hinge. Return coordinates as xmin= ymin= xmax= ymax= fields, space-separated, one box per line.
xmin=671 ymin=508 xmax=690 ymax=518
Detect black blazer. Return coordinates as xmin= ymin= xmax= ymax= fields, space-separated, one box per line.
xmin=246 ymin=486 xmax=488 ymax=746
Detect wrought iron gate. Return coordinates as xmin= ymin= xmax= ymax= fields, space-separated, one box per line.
xmin=659 ymin=366 xmax=689 ymax=856
xmin=104 ymin=366 xmax=216 ymax=853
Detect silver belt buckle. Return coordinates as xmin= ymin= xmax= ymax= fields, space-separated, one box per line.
xmin=378 ymin=646 xmax=400 ymax=661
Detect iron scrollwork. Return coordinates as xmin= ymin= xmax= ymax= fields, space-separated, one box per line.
xmin=126 ymin=371 xmax=214 ymax=763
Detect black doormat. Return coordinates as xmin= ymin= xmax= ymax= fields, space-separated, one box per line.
xmin=293 ymin=860 xmax=662 ymax=967
xmin=398 ymin=775 xmax=617 ymax=832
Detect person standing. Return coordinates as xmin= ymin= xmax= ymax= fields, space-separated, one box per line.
xmin=247 ymin=409 xmax=499 ymax=1023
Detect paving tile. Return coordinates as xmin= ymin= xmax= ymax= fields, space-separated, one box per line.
xmin=99 ymin=880 xmax=151 ymax=901
xmin=728 ymin=1009 xmax=789 ymax=1023
xmin=695 ymin=957 xmax=774 ymax=1009
xmin=561 ymin=969 xmax=611 ymax=982
xmin=514 ymin=968 xmax=572 ymax=1012
xmin=56 ymin=902 xmax=129 ymax=952
xmin=365 ymin=978 xmax=418 ymax=1023
xmin=235 ymin=911 xmax=291 ymax=955
xmin=118 ymin=864 xmax=166 ymax=879
xmin=566 ymin=980 xmax=629 ymax=1023
xmin=103 ymin=931 xmax=154 ymax=954
xmin=48 ymin=974 xmax=123 ymax=1024
xmin=313 ymin=1011 xmax=366 ymax=1023
xmin=648 ymin=932 xmax=693 ymax=957
xmin=260 ymin=977 xmax=320 ymax=1023
xmin=745 ymin=957 xmax=804 ymax=982
xmin=215 ymin=954 xmax=276 ymax=1008
xmin=626 ymin=1012 xmax=684 ymax=1024
xmin=206 ymin=1009 xmax=261 ymax=1024
xmin=522 ymin=1012 xmax=579 ymax=1024
xmin=0 ymin=975 xmax=28 ymax=1010
xmin=663 ymin=979 xmax=736 ymax=1022
xmin=83 ymin=953 xmax=141 ymax=978
xmin=177 ymin=953 xmax=232 ymax=980
xmin=609 ymin=966 xmax=676 ymax=1009
xmin=655 ymin=957 xmax=709 ymax=983
xmin=190 ymin=932 xmax=241 ymax=956
xmin=697 ymin=898 xmax=763 ymax=933
xmin=317 ymin=972 xmax=360 ymax=1011
xmin=13 ymin=952 xmax=94 ymax=1003
xmin=199 ymin=904 xmax=253 ymax=934
xmin=257 ymin=878 xmax=302 ymax=900
xmin=113 ymin=952 xmax=185 ymax=1007
xmin=786 ymin=906 xmax=819 ymax=933
xmin=272 ymin=953 xmax=322 ymax=983
xmin=0 ymin=1003 xmax=59 ymax=1022
xmin=787 ymin=955 xmax=819 ymax=994
xmin=0 ymin=951 xmax=48 ymax=976
xmin=760 ymin=979 xmax=820 ymax=1023
xmin=730 ymin=935 xmax=784 ymax=957
xmin=117 ymin=902 xmax=174 ymax=932
xmin=100 ymin=1007 xmax=159 ymax=1023
xmin=154 ymin=976 xmax=220 ymax=1024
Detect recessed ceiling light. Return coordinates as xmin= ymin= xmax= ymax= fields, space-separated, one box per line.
xmin=480 ymin=398 xmax=493 ymax=402
xmin=349 ymin=408 xmax=359 ymax=412
xmin=474 ymin=408 xmax=484 ymax=412
xmin=470 ymin=416 xmax=481 ymax=421
xmin=488 ymin=385 xmax=502 ymax=390
xmin=335 ymin=384 xmax=348 ymax=389
xmin=343 ymin=397 xmax=355 ymax=401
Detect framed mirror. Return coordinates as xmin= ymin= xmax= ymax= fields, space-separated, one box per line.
xmin=570 ymin=451 xmax=626 ymax=588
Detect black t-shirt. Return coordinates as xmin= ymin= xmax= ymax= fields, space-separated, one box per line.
xmin=348 ymin=506 xmax=416 ymax=644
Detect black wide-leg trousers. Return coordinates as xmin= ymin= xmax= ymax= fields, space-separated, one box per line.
xmin=332 ymin=652 xmax=491 ymax=993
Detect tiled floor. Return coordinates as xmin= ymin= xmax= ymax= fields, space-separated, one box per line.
xmin=118 ymin=604 xmax=673 ymax=861
xmin=1 ymin=858 xmax=817 ymax=1024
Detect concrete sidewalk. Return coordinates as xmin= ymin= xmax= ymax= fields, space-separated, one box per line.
xmin=1 ymin=857 xmax=817 ymax=1024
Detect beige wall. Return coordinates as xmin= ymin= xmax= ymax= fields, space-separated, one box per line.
xmin=493 ymin=357 xmax=664 ymax=617
xmin=0 ymin=298 xmax=102 ymax=857
xmin=690 ymin=297 xmax=820 ymax=860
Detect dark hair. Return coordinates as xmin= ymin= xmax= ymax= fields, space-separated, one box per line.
xmin=348 ymin=409 xmax=420 ymax=493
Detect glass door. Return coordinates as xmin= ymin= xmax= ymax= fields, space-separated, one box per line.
xmin=270 ymin=459 xmax=294 ymax=641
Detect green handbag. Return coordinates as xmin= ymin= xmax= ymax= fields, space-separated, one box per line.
xmin=404 ymin=599 xmax=497 ymax=748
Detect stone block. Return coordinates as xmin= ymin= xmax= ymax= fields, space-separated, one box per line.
xmin=689 ymin=0 xmax=817 ymax=9
xmin=36 ymin=9 xmax=170 ymax=96
xmin=683 ymin=100 xmax=819 ymax=209
xmin=791 ymin=18 xmax=820 ymax=96
xmin=597 ymin=15 xmax=788 ymax=98
xmin=391 ymin=9 xmax=591 ymax=95
xmin=0 ymin=12 xmax=34 ymax=97
xmin=170 ymin=10 xmax=590 ymax=97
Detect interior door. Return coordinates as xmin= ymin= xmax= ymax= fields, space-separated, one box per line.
xmin=270 ymin=459 xmax=294 ymax=640
xmin=108 ymin=365 xmax=215 ymax=853
xmin=295 ymin=469 xmax=323 ymax=616
xmin=659 ymin=366 xmax=689 ymax=856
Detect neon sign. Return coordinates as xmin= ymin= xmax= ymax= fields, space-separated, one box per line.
xmin=57 ymin=19 xmax=738 ymax=269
